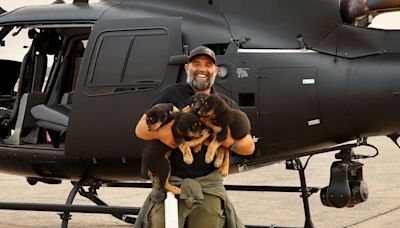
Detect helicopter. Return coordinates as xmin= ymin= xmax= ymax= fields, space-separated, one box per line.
xmin=0 ymin=0 xmax=400 ymax=227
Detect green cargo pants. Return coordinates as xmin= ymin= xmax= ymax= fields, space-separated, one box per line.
xmin=149 ymin=193 xmax=225 ymax=228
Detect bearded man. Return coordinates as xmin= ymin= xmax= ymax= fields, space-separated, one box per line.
xmin=135 ymin=46 xmax=254 ymax=228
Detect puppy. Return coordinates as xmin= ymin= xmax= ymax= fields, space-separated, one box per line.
xmin=143 ymin=111 xmax=207 ymax=194
xmin=183 ymin=92 xmax=208 ymax=114
xmin=145 ymin=103 xmax=179 ymax=131
xmin=142 ymin=141 xmax=179 ymax=194
xmin=186 ymin=93 xmax=233 ymax=176
xmin=172 ymin=112 xmax=208 ymax=164
xmin=183 ymin=92 xmax=212 ymax=152
xmin=198 ymin=94 xmax=251 ymax=166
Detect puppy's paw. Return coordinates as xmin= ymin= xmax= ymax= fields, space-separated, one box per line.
xmin=165 ymin=184 xmax=182 ymax=195
xmin=214 ymin=157 xmax=223 ymax=168
xmin=205 ymin=148 xmax=216 ymax=164
xmin=205 ymin=141 xmax=219 ymax=164
xmin=214 ymin=147 xmax=225 ymax=168
xmin=219 ymin=165 xmax=229 ymax=177
xmin=183 ymin=152 xmax=194 ymax=165
xmin=179 ymin=145 xmax=193 ymax=164
xmin=169 ymin=186 xmax=182 ymax=195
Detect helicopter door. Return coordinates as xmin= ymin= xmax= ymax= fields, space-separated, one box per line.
xmin=66 ymin=17 xmax=182 ymax=159
xmin=259 ymin=67 xmax=322 ymax=151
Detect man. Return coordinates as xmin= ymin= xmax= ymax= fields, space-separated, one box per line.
xmin=135 ymin=46 xmax=255 ymax=228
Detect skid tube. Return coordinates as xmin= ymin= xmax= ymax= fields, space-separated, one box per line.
xmin=0 ymin=158 xmax=318 ymax=228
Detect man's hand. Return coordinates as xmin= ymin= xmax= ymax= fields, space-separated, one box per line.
xmin=221 ymin=128 xmax=255 ymax=156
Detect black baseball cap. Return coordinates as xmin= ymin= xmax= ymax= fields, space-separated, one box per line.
xmin=188 ymin=46 xmax=216 ymax=63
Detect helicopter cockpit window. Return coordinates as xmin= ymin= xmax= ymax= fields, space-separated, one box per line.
xmin=88 ymin=29 xmax=168 ymax=93
xmin=0 ymin=26 xmax=61 ymax=143
xmin=0 ymin=26 xmax=32 ymax=92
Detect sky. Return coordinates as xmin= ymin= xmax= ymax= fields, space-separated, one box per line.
xmin=0 ymin=0 xmax=399 ymax=62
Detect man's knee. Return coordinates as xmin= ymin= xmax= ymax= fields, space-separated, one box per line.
xmin=150 ymin=203 xmax=165 ymax=228
xmin=186 ymin=194 xmax=225 ymax=228
xmin=203 ymin=194 xmax=224 ymax=216
xmin=149 ymin=194 xmax=226 ymax=228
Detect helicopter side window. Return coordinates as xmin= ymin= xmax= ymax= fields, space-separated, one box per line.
xmin=90 ymin=35 xmax=131 ymax=86
xmin=87 ymin=29 xmax=168 ymax=94
xmin=122 ymin=34 xmax=169 ymax=84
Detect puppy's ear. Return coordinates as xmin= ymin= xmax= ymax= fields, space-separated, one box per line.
xmin=172 ymin=106 xmax=180 ymax=113
xmin=182 ymin=105 xmax=191 ymax=113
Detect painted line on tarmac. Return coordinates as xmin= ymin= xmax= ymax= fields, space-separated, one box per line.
xmin=344 ymin=205 xmax=400 ymax=227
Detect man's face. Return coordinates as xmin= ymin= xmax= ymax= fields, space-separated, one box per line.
xmin=185 ymin=55 xmax=218 ymax=92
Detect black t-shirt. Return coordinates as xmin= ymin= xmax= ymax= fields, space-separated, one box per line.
xmin=151 ymin=83 xmax=239 ymax=178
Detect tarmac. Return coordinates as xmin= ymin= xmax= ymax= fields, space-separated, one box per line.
xmin=0 ymin=136 xmax=399 ymax=227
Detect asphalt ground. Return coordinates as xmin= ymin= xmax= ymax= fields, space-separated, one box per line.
xmin=0 ymin=136 xmax=399 ymax=227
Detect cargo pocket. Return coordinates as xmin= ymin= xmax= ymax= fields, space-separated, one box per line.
xmin=149 ymin=202 xmax=166 ymax=228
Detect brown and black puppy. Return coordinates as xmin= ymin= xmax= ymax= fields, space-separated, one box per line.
xmin=185 ymin=93 xmax=231 ymax=176
xmin=198 ymin=94 xmax=251 ymax=165
xmin=183 ymin=92 xmax=212 ymax=152
xmin=183 ymin=92 xmax=208 ymax=114
xmin=145 ymin=103 xmax=179 ymax=131
xmin=172 ymin=112 xmax=208 ymax=164
xmin=143 ymin=111 xmax=206 ymax=194
xmin=142 ymin=141 xmax=178 ymax=194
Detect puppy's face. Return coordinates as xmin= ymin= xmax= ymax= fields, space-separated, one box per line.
xmin=175 ymin=113 xmax=204 ymax=138
xmin=188 ymin=92 xmax=208 ymax=113
xmin=198 ymin=95 xmax=219 ymax=118
xmin=187 ymin=117 xmax=204 ymax=138
xmin=146 ymin=107 xmax=168 ymax=131
xmin=198 ymin=95 xmax=228 ymax=119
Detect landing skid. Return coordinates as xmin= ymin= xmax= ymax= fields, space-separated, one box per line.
xmin=77 ymin=180 xmax=137 ymax=224
xmin=0 ymin=177 xmax=140 ymax=227
xmin=286 ymin=158 xmax=315 ymax=228
xmin=0 ymin=158 xmax=319 ymax=228
xmin=59 ymin=177 xmax=137 ymax=227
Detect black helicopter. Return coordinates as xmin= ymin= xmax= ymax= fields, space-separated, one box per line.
xmin=0 ymin=0 xmax=399 ymax=227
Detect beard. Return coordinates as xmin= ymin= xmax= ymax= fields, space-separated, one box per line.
xmin=186 ymin=70 xmax=217 ymax=91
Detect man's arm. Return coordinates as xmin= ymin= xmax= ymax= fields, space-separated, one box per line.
xmin=135 ymin=114 xmax=177 ymax=148
xmin=221 ymin=128 xmax=255 ymax=155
